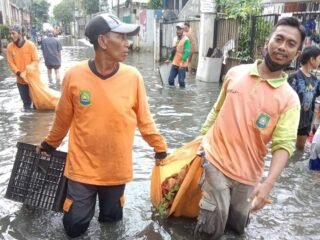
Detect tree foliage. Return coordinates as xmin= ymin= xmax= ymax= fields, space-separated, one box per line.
xmin=216 ymin=0 xmax=265 ymax=62
xmin=147 ymin=0 xmax=162 ymax=9
xmin=81 ymin=0 xmax=100 ymax=15
xmin=53 ymin=0 xmax=74 ymax=25
xmin=216 ymin=0 xmax=263 ymax=20
xmin=32 ymin=0 xmax=50 ymax=29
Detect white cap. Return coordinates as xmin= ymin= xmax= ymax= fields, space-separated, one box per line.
xmin=176 ymin=22 xmax=185 ymax=29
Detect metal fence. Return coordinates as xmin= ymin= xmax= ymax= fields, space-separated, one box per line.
xmin=214 ymin=14 xmax=279 ymax=62
xmin=214 ymin=14 xmax=279 ymax=78
xmin=216 ymin=10 xmax=320 ymax=78
xmin=159 ymin=9 xmax=320 ymax=80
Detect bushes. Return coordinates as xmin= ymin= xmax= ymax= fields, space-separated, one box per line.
xmin=0 ymin=24 xmax=9 ymax=40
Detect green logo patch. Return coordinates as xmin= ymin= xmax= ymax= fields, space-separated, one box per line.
xmin=255 ymin=113 xmax=271 ymax=129
xmin=79 ymin=90 xmax=91 ymax=106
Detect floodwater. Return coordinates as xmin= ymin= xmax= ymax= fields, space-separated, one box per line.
xmin=0 ymin=37 xmax=319 ymax=240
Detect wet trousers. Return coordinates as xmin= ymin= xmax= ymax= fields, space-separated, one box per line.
xmin=17 ymin=83 xmax=32 ymax=109
xmin=195 ymin=162 xmax=254 ymax=239
xmin=63 ymin=179 xmax=125 ymax=238
xmin=168 ymin=64 xmax=186 ymax=88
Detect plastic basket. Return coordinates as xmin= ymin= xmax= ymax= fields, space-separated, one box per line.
xmin=5 ymin=142 xmax=68 ymax=212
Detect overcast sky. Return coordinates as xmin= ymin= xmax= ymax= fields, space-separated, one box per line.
xmin=48 ymin=0 xmax=62 ymax=16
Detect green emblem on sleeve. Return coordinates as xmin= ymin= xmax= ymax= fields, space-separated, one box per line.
xmin=79 ymin=90 xmax=91 ymax=106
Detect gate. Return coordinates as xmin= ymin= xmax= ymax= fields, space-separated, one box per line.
xmin=214 ymin=14 xmax=279 ymax=78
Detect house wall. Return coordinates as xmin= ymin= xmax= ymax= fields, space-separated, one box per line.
xmin=0 ymin=0 xmax=11 ymax=25
xmin=139 ymin=9 xmax=157 ymax=51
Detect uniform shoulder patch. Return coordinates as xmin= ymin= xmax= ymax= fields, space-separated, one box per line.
xmin=79 ymin=90 xmax=91 ymax=106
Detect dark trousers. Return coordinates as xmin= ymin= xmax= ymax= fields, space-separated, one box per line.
xmin=17 ymin=83 xmax=32 ymax=109
xmin=168 ymin=65 xmax=186 ymax=88
xmin=63 ymin=180 xmax=125 ymax=238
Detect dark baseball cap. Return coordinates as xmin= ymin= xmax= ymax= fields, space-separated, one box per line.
xmin=85 ymin=13 xmax=140 ymax=44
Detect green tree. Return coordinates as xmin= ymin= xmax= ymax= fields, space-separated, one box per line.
xmin=147 ymin=0 xmax=162 ymax=9
xmin=53 ymin=0 xmax=74 ymax=33
xmin=32 ymin=0 xmax=50 ymax=30
xmin=217 ymin=0 xmax=264 ymax=62
xmin=81 ymin=0 xmax=99 ymax=15
xmin=217 ymin=0 xmax=262 ymax=19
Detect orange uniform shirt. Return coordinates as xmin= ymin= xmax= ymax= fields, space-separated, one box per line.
xmin=202 ymin=63 xmax=300 ymax=185
xmin=7 ymin=40 xmax=39 ymax=84
xmin=45 ymin=61 xmax=167 ymax=185
xmin=172 ymin=35 xmax=190 ymax=68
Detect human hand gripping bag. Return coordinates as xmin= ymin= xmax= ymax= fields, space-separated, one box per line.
xmin=151 ymin=137 xmax=203 ymax=218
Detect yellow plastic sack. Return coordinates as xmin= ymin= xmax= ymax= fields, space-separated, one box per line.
xmin=151 ymin=137 xmax=203 ymax=218
xmin=23 ymin=63 xmax=60 ymax=110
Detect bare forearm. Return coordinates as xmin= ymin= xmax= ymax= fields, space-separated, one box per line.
xmin=265 ymin=149 xmax=289 ymax=185
xmin=250 ymin=149 xmax=289 ymax=211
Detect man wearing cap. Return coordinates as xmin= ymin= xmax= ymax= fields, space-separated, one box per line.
xmin=7 ymin=25 xmax=39 ymax=109
xmin=36 ymin=13 xmax=167 ymax=238
xmin=166 ymin=22 xmax=190 ymax=88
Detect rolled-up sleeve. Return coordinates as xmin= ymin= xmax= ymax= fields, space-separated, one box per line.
xmin=271 ymin=106 xmax=300 ymax=156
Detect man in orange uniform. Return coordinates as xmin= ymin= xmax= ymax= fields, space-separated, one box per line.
xmin=167 ymin=23 xmax=190 ymax=88
xmin=37 ymin=13 xmax=167 ymax=238
xmin=195 ymin=17 xmax=305 ymax=239
xmin=7 ymin=25 xmax=39 ymax=110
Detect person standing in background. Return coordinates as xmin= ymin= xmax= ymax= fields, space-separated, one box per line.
xmin=308 ymin=125 xmax=320 ymax=170
xmin=41 ymin=31 xmax=62 ymax=82
xmin=7 ymin=25 xmax=39 ymax=110
xmin=184 ymin=22 xmax=196 ymax=75
xmin=166 ymin=23 xmax=190 ymax=88
xmin=288 ymin=45 xmax=320 ymax=152
xmin=31 ymin=26 xmax=37 ymax=44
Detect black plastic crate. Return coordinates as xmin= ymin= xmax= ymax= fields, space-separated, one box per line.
xmin=5 ymin=142 xmax=68 ymax=212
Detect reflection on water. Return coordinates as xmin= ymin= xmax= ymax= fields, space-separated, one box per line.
xmin=0 ymin=36 xmax=319 ymax=240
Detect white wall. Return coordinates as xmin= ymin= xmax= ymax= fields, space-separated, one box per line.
xmin=139 ymin=9 xmax=156 ymax=51
xmin=0 ymin=0 xmax=11 ymax=25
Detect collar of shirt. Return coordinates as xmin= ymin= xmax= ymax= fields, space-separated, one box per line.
xmin=249 ymin=60 xmax=288 ymax=88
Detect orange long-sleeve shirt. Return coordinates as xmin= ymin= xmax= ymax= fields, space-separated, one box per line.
xmin=6 ymin=40 xmax=39 ymax=84
xmin=45 ymin=61 xmax=167 ymax=186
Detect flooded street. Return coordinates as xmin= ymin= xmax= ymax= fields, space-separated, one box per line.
xmin=0 ymin=37 xmax=319 ymax=240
